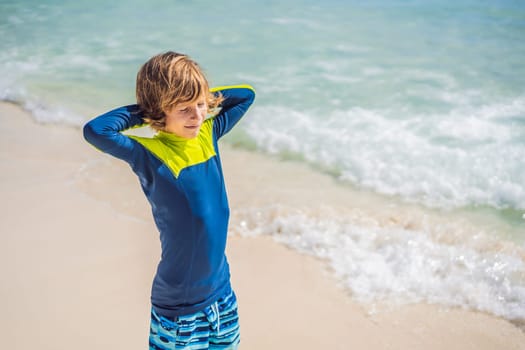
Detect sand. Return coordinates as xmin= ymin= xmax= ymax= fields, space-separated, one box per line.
xmin=1 ymin=101 xmax=523 ymax=349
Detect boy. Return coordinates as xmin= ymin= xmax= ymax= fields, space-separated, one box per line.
xmin=83 ymin=51 xmax=255 ymax=349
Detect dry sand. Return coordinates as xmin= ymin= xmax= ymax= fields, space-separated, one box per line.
xmin=1 ymin=101 xmax=523 ymax=349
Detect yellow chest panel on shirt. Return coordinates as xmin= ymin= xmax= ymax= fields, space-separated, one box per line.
xmin=128 ymin=119 xmax=216 ymax=178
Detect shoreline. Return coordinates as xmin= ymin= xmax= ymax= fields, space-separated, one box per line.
xmin=1 ymin=101 xmax=524 ymax=349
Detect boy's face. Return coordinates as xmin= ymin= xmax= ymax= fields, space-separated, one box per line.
xmin=164 ymin=97 xmax=207 ymax=139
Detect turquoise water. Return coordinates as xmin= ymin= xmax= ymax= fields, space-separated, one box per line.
xmin=1 ymin=0 xmax=525 ymax=323
xmin=1 ymin=0 xmax=523 ymax=216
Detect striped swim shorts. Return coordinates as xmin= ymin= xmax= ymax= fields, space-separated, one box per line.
xmin=149 ymin=290 xmax=240 ymax=350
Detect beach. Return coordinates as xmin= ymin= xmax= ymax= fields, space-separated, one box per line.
xmin=1 ymin=101 xmax=524 ymax=349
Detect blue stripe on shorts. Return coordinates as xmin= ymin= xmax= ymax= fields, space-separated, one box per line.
xmin=149 ymin=290 xmax=240 ymax=350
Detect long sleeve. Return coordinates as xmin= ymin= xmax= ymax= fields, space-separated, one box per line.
xmin=82 ymin=87 xmax=254 ymax=317
xmin=211 ymin=85 xmax=256 ymax=139
xmin=83 ymin=104 xmax=145 ymax=162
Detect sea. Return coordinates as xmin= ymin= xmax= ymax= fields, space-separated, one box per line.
xmin=1 ymin=0 xmax=524 ymax=325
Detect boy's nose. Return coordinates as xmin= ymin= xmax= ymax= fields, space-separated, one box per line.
xmin=190 ymin=108 xmax=200 ymax=119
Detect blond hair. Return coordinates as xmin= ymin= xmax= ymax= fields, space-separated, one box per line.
xmin=136 ymin=51 xmax=223 ymax=131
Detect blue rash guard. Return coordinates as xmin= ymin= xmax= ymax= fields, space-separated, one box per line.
xmin=83 ymin=85 xmax=255 ymax=317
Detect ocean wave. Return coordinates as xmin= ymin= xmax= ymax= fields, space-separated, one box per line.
xmin=231 ymin=205 xmax=525 ymax=324
xmin=243 ymin=101 xmax=525 ymax=211
xmin=0 ymin=94 xmax=85 ymax=127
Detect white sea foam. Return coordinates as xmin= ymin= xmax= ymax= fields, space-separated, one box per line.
xmin=268 ymin=17 xmax=321 ymax=29
xmin=62 ymin=54 xmax=112 ymax=72
xmin=232 ymin=206 xmax=525 ymax=323
xmin=24 ymin=100 xmax=85 ymax=126
xmin=244 ymin=101 xmax=525 ymax=210
xmin=332 ymin=43 xmax=371 ymax=54
xmin=1 ymin=84 xmax=85 ymax=127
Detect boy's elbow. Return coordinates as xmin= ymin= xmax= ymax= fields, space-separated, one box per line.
xmin=242 ymin=85 xmax=256 ymax=105
xmin=247 ymin=87 xmax=256 ymax=102
xmin=83 ymin=121 xmax=95 ymax=143
xmin=83 ymin=120 xmax=103 ymax=146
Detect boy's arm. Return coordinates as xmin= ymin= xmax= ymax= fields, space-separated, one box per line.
xmin=83 ymin=104 xmax=146 ymax=162
xmin=211 ymin=85 xmax=256 ymax=139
